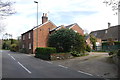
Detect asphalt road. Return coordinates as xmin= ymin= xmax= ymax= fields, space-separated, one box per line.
xmin=1 ymin=50 xmax=101 ymax=78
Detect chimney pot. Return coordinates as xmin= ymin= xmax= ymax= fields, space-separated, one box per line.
xmin=108 ymin=22 xmax=111 ymax=28
xmin=42 ymin=13 xmax=48 ymax=24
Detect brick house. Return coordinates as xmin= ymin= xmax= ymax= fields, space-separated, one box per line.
xmin=87 ymin=23 xmax=120 ymax=50
xmin=21 ymin=13 xmax=84 ymax=54
xmin=50 ymin=23 xmax=84 ymax=36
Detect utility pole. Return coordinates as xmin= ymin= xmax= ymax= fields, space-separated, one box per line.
xmin=34 ymin=1 xmax=38 ymax=47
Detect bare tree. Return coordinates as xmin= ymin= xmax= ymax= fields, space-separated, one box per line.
xmin=0 ymin=0 xmax=15 ymax=17
xmin=103 ymin=0 xmax=120 ymax=15
xmin=0 ymin=0 xmax=15 ymax=33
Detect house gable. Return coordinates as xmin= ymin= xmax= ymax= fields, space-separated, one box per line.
xmin=68 ymin=23 xmax=84 ymax=36
xmin=33 ymin=20 xmax=57 ymax=31
xmin=32 ymin=20 xmax=57 ymax=53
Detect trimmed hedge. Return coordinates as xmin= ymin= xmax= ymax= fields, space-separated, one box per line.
xmin=35 ymin=47 xmax=56 ymax=60
xmin=36 ymin=47 xmax=56 ymax=54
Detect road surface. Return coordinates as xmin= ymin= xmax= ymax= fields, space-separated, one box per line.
xmin=1 ymin=50 xmax=102 ymax=79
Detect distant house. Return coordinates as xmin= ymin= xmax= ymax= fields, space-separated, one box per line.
xmin=87 ymin=23 xmax=120 ymax=50
xmin=21 ymin=13 xmax=84 ymax=54
xmin=50 ymin=23 xmax=84 ymax=36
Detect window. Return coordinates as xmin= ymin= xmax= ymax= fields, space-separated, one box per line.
xmin=29 ymin=43 xmax=31 ymax=49
xmin=28 ymin=32 xmax=31 ymax=39
xmin=22 ymin=44 xmax=24 ymax=48
xmin=105 ymin=30 xmax=108 ymax=34
xmin=23 ymin=35 xmax=25 ymax=40
xmin=94 ymin=33 xmax=97 ymax=36
xmin=74 ymin=30 xmax=77 ymax=33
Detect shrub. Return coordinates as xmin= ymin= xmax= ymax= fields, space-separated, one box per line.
xmin=70 ymin=51 xmax=81 ymax=57
xmin=48 ymin=28 xmax=86 ymax=53
xmin=117 ymin=49 xmax=120 ymax=57
xmin=10 ymin=44 xmax=18 ymax=52
xmin=35 ymin=47 xmax=56 ymax=60
xmin=19 ymin=48 xmax=27 ymax=53
xmin=86 ymin=45 xmax=91 ymax=52
xmin=108 ymin=51 xmax=114 ymax=56
xmin=36 ymin=47 xmax=56 ymax=54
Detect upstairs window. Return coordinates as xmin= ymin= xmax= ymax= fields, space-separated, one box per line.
xmin=28 ymin=32 xmax=31 ymax=39
xmin=23 ymin=35 xmax=25 ymax=40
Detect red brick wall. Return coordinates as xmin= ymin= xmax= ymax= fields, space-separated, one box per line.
xmin=21 ymin=30 xmax=33 ymax=54
xmin=71 ymin=24 xmax=84 ymax=36
xmin=33 ymin=21 xmax=57 ymax=53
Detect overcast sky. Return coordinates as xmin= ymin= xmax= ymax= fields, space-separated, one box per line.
xmin=2 ymin=0 xmax=118 ymax=38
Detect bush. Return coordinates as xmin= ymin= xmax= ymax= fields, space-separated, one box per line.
xmin=108 ymin=51 xmax=114 ymax=56
xmin=10 ymin=44 xmax=18 ymax=52
xmin=36 ymin=47 xmax=56 ymax=54
xmin=86 ymin=45 xmax=91 ymax=52
xmin=48 ymin=28 xmax=86 ymax=53
xmin=117 ymin=49 xmax=120 ymax=57
xmin=35 ymin=47 xmax=56 ymax=60
xmin=19 ymin=48 xmax=27 ymax=53
xmin=70 ymin=51 xmax=81 ymax=57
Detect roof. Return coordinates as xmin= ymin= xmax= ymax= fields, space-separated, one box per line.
xmin=65 ymin=23 xmax=75 ymax=29
xmin=50 ymin=26 xmax=62 ymax=32
xmin=103 ymin=25 xmax=119 ymax=40
xmin=50 ymin=23 xmax=81 ymax=32
xmin=90 ymin=29 xmax=107 ymax=39
xmin=85 ymin=35 xmax=90 ymax=40
xmin=90 ymin=25 xmax=120 ymax=41
xmin=22 ymin=20 xmax=57 ymax=35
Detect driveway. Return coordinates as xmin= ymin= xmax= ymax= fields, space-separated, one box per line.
xmin=51 ymin=52 xmax=118 ymax=78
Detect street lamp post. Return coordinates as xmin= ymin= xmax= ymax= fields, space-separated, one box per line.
xmin=34 ymin=1 xmax=38 ymax=47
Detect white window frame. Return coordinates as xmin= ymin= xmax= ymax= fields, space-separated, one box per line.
xmin=29 ymin=43 xmax=31 ymax=49
xmin=105 ymin=30 xmax=108 ymax=34
xmin=23 ymin=35 xmax=25 ymax=40
xmin=28 ymin=32 xmax=31 ymax=39
xmin=74 ymin=30 xmax=77 ymax=33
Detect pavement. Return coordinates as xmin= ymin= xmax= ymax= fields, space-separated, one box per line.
xmin=51 ymin=52 xmax=118 ymax=78
xmin=2 ymin=50 xmax=101 ymax=78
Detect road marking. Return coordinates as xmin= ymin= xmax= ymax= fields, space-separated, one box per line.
xmin=46 ymin=61 xmax=52 ymax=64
xmin=78 ymin=70 xmax=93 ymax=76
xmin=8 ymin=54 xmax=16 ymax=61
xmin=18 ymin=62 xmax=32 ymax=74
xmin=10 ymin=56 xmax=16 ymax=61
xmin=58 ymin=65 xmax=68 ymax=69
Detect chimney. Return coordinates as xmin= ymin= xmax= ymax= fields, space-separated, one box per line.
xmin=108 ymin=22 xmax=111 ymax=28
xmin=42 ymin=13 xmax=48 ymax=24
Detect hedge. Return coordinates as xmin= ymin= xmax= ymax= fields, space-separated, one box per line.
xmin=36 ymin=47 xmax=56 ymax=54
xmin=35 ymin=47 xmax=56 ymax=60
xmin=10 ymin=44 xmax=19 ymax=52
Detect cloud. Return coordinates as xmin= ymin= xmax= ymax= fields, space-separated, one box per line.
xmin=3 ymin=0 xmax=118 ymax=38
